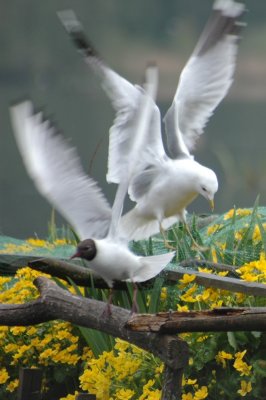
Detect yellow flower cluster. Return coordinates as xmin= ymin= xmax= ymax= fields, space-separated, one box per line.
xmin=223 ymin=208 xmax=252 ymax=220
xmin=78 ymin=338 xmax=162 ymax=400
xmin=0 ymin=237 xmax=70 ymax=255
xmin=233 ymin=350 xmax=252 ymax=376
xmin=0 ymin=216 xmax=265 ymax=399
xmin=207 ymin=224 xmax=222 ymax=235
xmin=0 ymin=267 xmax=82 ymax=394
xmin=182 ymin=385 xmax=208 ymax=400
xmin=0 ymin=267 xmax=50 ymax=303
xmin=237 ymin=253 xmax=266 ymax=283
xmin=177 ymin=270 xmax=235 ymax=309
xmin=215 ymin=350 xmax=252 ymax=396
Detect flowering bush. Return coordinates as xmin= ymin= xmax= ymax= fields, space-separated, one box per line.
xmin=0 ymin=208 xmax=266 ymax=399
xmin=0 ymin=267 xmax=85 ymax=399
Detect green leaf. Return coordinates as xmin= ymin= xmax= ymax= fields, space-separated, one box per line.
xmin=227 ymin=331 xmax=237 ymax=351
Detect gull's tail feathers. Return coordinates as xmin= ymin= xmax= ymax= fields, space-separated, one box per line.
xmin=132 ymin=251 xmax=175 ymax=282
xmin=120 ymin=208 xmax=178 ymax=241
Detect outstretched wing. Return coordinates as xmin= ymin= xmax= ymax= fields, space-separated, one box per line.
xmin=164 ymin=0 xmax=245 ymax=158
xmin=108 ymin=65 xmax=159 ymax=239
xmin=10 ymin=101 xmax=111 ymax=240
xmin=58 ymin=10 xmax=165 ymax=183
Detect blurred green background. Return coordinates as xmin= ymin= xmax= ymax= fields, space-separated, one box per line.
xmin=0 ymin=0 xmax=266 ymax=238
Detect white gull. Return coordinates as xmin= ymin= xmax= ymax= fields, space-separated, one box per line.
xmin=10 ymin=65 xmax=175 ymax=314
xmin=58 ymin=0 xmax=245 ymax=242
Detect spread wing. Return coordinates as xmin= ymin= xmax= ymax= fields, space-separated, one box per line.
xmin=107 ymin=65 xmax=159 ymax=239
xmin=58 ymin=10 xmax=165 ymax=183
xmin=10 ymin=101 xmax=111 ymax=240
xmin=163 ymin=0 xmax=245 ymax=158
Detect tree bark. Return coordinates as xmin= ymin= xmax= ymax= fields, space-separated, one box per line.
xmin=0 ymin=277 xmax=189 ymax=399
xmin=127 ymin=307 xmax=266 ymax=333
xmin=0 ymin=276 xmax=189 ymax=372
xmin=1 ymin=254 xmax=266 ymax=296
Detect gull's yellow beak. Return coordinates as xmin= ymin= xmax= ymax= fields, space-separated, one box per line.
xmin=209 ymin=199 xmax=215 ymax=212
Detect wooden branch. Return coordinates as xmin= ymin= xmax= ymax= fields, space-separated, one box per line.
xmin=2 ymin=254 xmax=266 ymax=296
xmin=127 ymin=307 xmax=266 ymax=333
xmin=0 ymin=277 xmax=188 ymax=371
xmin=165 ymin=268 xmax=266 ymax=296
xmin=0 ymin=276 xmax=188 ymax=399
xmin=180 ymin=258 xmax=239 ymax=275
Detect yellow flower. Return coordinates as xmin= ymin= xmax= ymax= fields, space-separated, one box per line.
xmin=0 ymin=276 xmax=12 ymax=287
xmin=224 ymin=208 xmax=252 ymax=220
xmin=4 ymin=343 xmax=18 ymax=353
xmin=235 ymin=350 xmax=247 ymax=360
xmin=198 ymin=267 xmax=213 ymax=274
xmin=224 ymin=209 xmax=235 ymax=220
xmin=237 ymin=380 xmax=252 ymax=396
xmin=215 ymin=351 xmax=233 ymax=368
xmin=194 ymin=386 xmax=208 ymax=399
xmin=196 ymin=335 xmax=208 ymax=343
xmin=218 ymin=271 xmax=228 ymax=277
xmin=186 ymin=379 xmax=197 ymax=385
xmin=180 ymin=284 xmax=198 ymax=302
xmin=155 ymin=363 xmax=164 ymax=375
xmin=177 ymin=304 xmax=189 ymax=312
xmin=0 ymin=367 xmax=9 ymax=384
xmin=179 ymin=274 xmax=196 ymax=286
xmin=235 ymin=292 xmax=246 ymax=304
xmin=252 ymin=223 xmax=266 ymax=242
xmin=237 ymin=253 xmax=266 ymax=283
xmin=59 ymin=391 xmax=79 ymax=400
xmin=6 ymin=379 xmax=19 ymax=392
xmin=207 ymin=224 xmax=221 ymax=235
xmin=81 ymin=347 xmax=93 ymax=361
xmin=55 ymin=330 xmax=72 ymax=340
xmin=54 ymin=238 xmax=68 ymax=246
xmin=115 ymin=388 xmax=135 ymax=399
xmin=182 ymin=393 xmax=193 ymax=400
xmin=26 ymin=327 xmax=37 ymax=336
xmin=233 ymin=358 xmax=252 ymax=376
xmin=200 ymin=288 xmax=219 ymax=303
xmin=39 ymin=348 xmax=55 ymax=360
xmin=10 ymin=326 xmax=27 ymax=336
xmin=160 ymin=287 xmax=167 ymax=301
xmin=235 ymin=231 xmax=243 ymax=241
xmin=27 ymin=238 xmax=50 ymax=247
xmin=211 ymin=248 xmax=218 ymax=262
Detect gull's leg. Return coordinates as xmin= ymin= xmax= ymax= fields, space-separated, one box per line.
xmin=102 ymin=288 xmax=113 ymax=317
xmin=160 ymin=222 xmax=176 ymax=250
xmin=182 ymin=220 xmax=208 ymax=252
xmin=131 ymin=282 xmax=139 ymax=314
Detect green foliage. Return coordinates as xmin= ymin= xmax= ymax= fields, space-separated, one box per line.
xmin=0 ymin=206 xmax=266 ymax=398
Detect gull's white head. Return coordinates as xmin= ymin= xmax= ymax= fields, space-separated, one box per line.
xmin=196 ymin=166 xmax=218 ymax=211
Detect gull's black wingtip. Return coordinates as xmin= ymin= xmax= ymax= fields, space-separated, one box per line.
xmin=57 ymin=9 xmax=99 ymax=59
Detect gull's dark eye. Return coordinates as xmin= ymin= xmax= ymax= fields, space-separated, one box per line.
xmin=201 ymin=186 xmax=207 ymax=192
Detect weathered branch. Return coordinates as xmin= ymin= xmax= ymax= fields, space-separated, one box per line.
xmin=180 ymin=258 xmax=239 ymax=275
xmin=0 ymin=276 xmax=189 ymax=399
xmin=0 ymin=277 xmax=188 ymax=370
xmin=2 ymin=254 xmax=266 ymax=296
xmin=1 ymin=274 xmax=266 ymax=399
xmin=164 ymin=268 xmax=266 ymax=296
xmin=127 ymin=307 xmax=266 ymax=333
